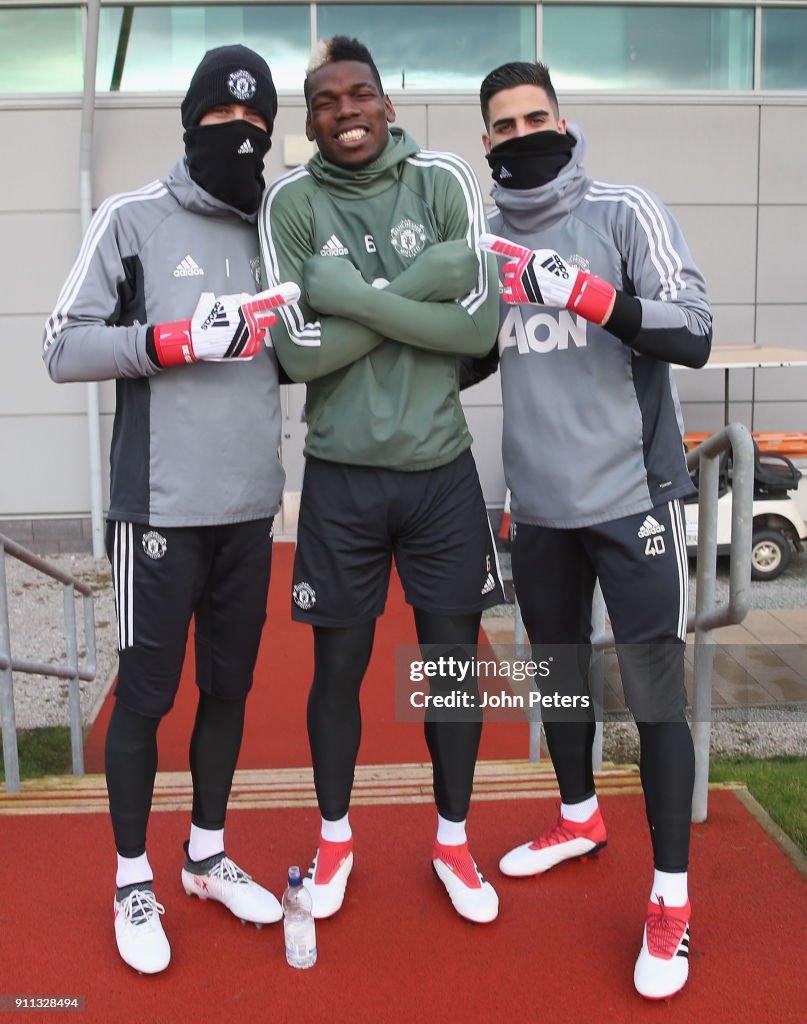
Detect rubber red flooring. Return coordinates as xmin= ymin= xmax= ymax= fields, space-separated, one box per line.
xmin=83 ymin=542 xmax=528 ymax=773
xmin=2 ymin=789 xmax=805 ymax=1023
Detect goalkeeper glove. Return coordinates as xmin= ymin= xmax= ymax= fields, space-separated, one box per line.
xmin=479 ymin=233 xmax=615 ymax=325
xmin=151 ymin=283 xmax=300 ymax=367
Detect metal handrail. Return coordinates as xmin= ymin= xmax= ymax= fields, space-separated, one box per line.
xmin=525 ymin=423 xmax=754 ymax=822
xmin=589 ymin=424 xmax=753 ymax=649
xmin=686 ymin=423 xmax=753 ymax=821
xmin=0 ymin=534 xmax=97 ymax=793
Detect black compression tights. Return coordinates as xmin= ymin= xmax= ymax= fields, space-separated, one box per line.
xmin=105 ymin=701 xmax=159 ymax=858
xmin=543 ymin=718 xmax=694 ymax=872
xmin=189 ymin=691 xmax=247 ymax=830
xmin=542 ymin=721 xmax=597 ymax=805
xmin=637 ymin=720 xmax=695 ymax=873
xmin=105 ymin=692 xmax=246 ymax=856
xmin=308 ymin=610 xmax=483 ymax=822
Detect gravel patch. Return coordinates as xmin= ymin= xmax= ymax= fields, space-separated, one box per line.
xmin=713 ymin=550 xmax=807 ymax=611
xmin=601 ymin=707 xmax=807 ymax=764
xmin=2 ymin=554 xmax=117 ymax=730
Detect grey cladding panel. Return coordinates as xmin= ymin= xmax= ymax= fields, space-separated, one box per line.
xmin=562 ymin=104 xmax=758 ymax=206
xmin=670 ymin=205 xmax=756 ymax=305
xmin=757 ymin=207 xmax=807 ymax=304
xmin=466 ymin=405 xmax=505 ymax=506
xmin=753 ymin=366 xmax=807 ymax=402
xmin=388 ymin=102 xmax=428 ymax=149
xmin=0 ymin=110 xmax=80 ymax=212
xmin=749 ymin=401 xmax=807 ymax=432
xmin=755 ymin=304 xmax=807 ymax=349
xmin=674 ymin=366 xmax=736 ymax=404
xmin=0 ymin=212 xmax=82 ymax=316
xmin=1 ymin=315 xmax=86 ymax=416
xmin=424 ymin=105 xmax=494 ymax=204
xmin=678 ymin=401 xmax=730 ymax=433
xmin=710 ymin=305 xmax=755 ymax=347
xmin=0 ymin=414 xmax=112 ymax=516
xmin=760 ymin=107 xmax=807 ymax=205
xmin=278 ymin=382 xmax=307 ymax=493
xmin=94 ymin=107 xmax=184 ymax=199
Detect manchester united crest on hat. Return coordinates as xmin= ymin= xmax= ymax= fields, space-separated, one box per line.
xmin=228 ymin=69 xmax=257 ymax=102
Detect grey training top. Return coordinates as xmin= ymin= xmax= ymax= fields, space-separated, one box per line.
xmin=43 ymin=158 xmax=285 ymax=527
xmin=490 ymin=125 xmax=712 ymax=529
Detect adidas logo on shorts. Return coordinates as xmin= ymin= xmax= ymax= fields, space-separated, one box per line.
xmin=638 ymin=515 xmax=666 ymax=539
xmin=481 ymin=572 xmax=496 ymax=596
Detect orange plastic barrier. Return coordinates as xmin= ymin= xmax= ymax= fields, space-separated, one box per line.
xmin=684 ymin=431 xmax=807 ymax=456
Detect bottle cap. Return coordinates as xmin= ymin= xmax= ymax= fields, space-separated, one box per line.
xmin=287 ymin=865 xmax=303 ymax=887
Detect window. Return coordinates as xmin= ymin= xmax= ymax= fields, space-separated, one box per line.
xmin=316 ymin=4 xmax=536 ymax=90
xmin=96 ymin=5 xmax=310 ymax=91
xmin=0 ymin=7 xmax=83 ymax=92
xmin=543 ymin=5 xmax=754 ymax=90
xmin=762 ymin=7 xmax=807 ymax=89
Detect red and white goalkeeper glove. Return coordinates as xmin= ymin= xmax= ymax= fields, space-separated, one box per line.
xmin=240 ymin=281 xmax=301 ymax=340
xmin=479 ymin=233 xmax=615 ymax=325
xmin=152 ymin=283 xmax=300 ymax=367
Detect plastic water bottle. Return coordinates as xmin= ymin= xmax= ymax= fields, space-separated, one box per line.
xmin=282 ymin=866 xmax=317 ymax=969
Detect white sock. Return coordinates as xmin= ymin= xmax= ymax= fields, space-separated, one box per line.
xmin=321 ymin=813 xmax=352 ymax=843
xmin=116 ymin=852 xmax=153 ymax=889
xmin=561 ymin=793 xmax=599 ymax=823
xmin=187 ymin=824 xmax=225 ymax=862
xmin=650 ymin=869 xmax=689 ymax=907
xmin=436 ymin=815 xmax=467 ymax=846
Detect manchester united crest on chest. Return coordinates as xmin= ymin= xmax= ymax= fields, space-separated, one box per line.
xmin=390 ymin=218 xmax=426 ymax=259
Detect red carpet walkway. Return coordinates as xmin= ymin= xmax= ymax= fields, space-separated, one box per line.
xmin=83 ymin=542 xmax=529 ymax=773
xmin=1 ymin=779 xmax=805 ymax=1024
xmin=8 ymin=545 xmax=806 ymax=1022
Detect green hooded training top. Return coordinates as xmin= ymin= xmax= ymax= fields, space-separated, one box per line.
xmin=258 ymin=126 xmax=498 ymax=471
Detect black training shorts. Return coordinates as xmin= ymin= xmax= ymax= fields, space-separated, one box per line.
xmin=291 ymin=450 xmax=504 ymax=626
xmin=106 ymin=518 xmax=274 ymax=717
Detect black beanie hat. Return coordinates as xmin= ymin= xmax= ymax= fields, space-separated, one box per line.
xmin=181 ymin=45 xmax=278 ymax=131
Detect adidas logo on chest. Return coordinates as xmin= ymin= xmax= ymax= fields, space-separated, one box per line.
xmin=320 ymin=234 xmax=350 ymax=256
xmin=173 ymin=254 xmax=205 ymax=277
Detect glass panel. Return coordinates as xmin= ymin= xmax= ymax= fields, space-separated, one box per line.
xmin=97 ymin=5 xmax=310 ymax=92
xmin=0 ymin=8 xmax=83 ymax=92
xmin=317 ymin=4 xmax=535 ymax=90
xmin=544 ymin=5 xmax=753 ymax=90
xmin=762 ymin=8 xmax=807 ymax=89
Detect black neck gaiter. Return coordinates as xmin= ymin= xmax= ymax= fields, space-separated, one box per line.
xmin=486 ymin=130 xmax=574 ymax=190
xmin=184 ymin=120 xmax=271 ymax=214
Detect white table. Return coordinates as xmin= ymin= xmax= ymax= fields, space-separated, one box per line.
xmin=682 ymin=344 xmax=807 ymax=426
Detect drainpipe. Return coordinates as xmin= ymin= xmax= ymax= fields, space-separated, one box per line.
xmin=80 ymin=0 xmax=104 ymax=557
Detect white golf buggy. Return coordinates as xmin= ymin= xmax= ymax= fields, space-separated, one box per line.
xmin=684 ymin=436 xmax=807 ymax=581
